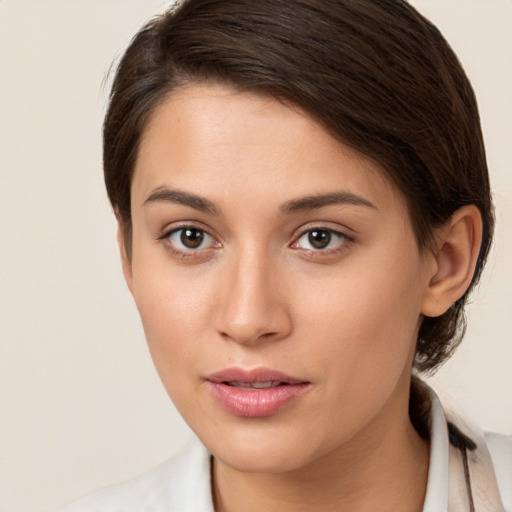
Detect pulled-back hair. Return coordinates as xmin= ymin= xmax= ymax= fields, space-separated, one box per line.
xmin=103 ymin=0 xmax=494 ymax=373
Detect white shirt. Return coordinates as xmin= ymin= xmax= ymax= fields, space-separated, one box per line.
xmin=60 ymin=386 xmax=511 ymax=511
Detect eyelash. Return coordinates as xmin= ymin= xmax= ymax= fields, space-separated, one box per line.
xmin=157 ymin=225 xmax=353 ymax=259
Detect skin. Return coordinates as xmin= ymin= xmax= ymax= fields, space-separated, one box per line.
xmin=120 ymin=84 xmax=482 ymax=512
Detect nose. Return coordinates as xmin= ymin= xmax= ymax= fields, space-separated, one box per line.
xmin=214 ymin=250 xmax=292 ymax=346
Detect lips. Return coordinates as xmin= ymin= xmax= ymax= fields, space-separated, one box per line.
xmin=206 ymin=367 xmax=310 ymax=417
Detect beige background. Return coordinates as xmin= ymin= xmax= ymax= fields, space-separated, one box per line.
xmin=0 ymin=1 xmax=511 ymax=511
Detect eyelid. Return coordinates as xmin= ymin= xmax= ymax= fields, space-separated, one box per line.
xmin=291 ymin=222 xmax=354 ymax=242
xmin=157 ymin=221 xmax=217 ymax=241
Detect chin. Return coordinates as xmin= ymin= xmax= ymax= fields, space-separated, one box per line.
xmin=202 ymin=423 xmax=323 ymax=474
xmin=215 ymin=446 xmax=310 ymax=474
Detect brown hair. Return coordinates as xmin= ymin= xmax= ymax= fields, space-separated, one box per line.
xmin=103 ymin=0 xmax=494 ymax=373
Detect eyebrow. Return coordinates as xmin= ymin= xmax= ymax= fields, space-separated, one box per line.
xmin=144 ymin=187 xmax=221 ymax=215
xmin=143 ymin=187 xmax=376 ymax=216
xmin=280 ymin=191 xmax=377 ymax=214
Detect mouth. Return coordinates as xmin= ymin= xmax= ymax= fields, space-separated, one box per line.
xmin=223 ymin=380 xmax=288 ymax=389
xmin=206 ymin=368 xmax=310 ymax=417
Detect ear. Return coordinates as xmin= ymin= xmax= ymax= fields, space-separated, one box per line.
xmin=117 ymin=220 xmax=134 ymax=294
xmin=421 ymin=205 xmax=483 ymax=318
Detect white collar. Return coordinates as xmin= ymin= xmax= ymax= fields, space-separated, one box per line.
xmin=422 ymin=386 xmax=505 ymax=512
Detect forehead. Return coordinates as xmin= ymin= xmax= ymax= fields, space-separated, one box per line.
xmin=133 ymin=84 xmax=404 ymax=215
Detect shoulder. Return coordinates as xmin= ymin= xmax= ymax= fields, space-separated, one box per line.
xmin=485 ymin=431 xmax=512 ymax=510
xmin=58 ymin=437 xmax=214 ymax=512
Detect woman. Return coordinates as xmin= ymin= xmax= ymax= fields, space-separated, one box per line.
xmin=61 ymin=1 xmax=511 ymax=511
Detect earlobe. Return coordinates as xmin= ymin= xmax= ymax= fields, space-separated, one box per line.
xmin=421 ymin=205 xmax=483 ymax=318
xmin=117 ymin=220 xmax=134 ymax=294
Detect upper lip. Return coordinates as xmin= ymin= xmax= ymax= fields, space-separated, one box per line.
xmin=206 ymin=367 xmax=308 ymax=385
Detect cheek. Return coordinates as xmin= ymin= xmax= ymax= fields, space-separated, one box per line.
xmin=291 ymin=271 xmax=422 ymax=439
xmin=294 ymin=252 xmax=424 ymax=381
xmin=130 ymin=261 xmax=215 ymax=378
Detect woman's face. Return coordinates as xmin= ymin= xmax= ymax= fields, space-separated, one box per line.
xmin=125 ymin=84 xmax=436 ymax=473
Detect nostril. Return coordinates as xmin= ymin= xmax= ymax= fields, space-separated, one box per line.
xmin=218 ymin=328 xmax=281 ymax=345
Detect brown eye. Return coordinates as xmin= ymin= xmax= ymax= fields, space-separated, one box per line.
xmin=181 ymin=228 xmax=204 ymax=248
xmin=166 ymin=227 xmax=217 ymax=251
xmin=294 ymin=228 xmax=348 ymax=252
xmin=308 ymin=230 xmax=331 ymax=249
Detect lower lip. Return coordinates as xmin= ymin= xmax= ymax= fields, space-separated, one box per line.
xmin=207 ymin=382 xmax=310 ymax=417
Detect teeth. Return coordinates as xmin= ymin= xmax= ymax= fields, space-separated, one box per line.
xmin=251 ymin=381 xmax=276 ymax=389
xmin=227 ymin=381 xmax=282 ymax=389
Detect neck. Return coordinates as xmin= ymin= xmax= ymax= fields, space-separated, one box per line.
xmin=212 ymin=384 xmax=429 ymax=512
